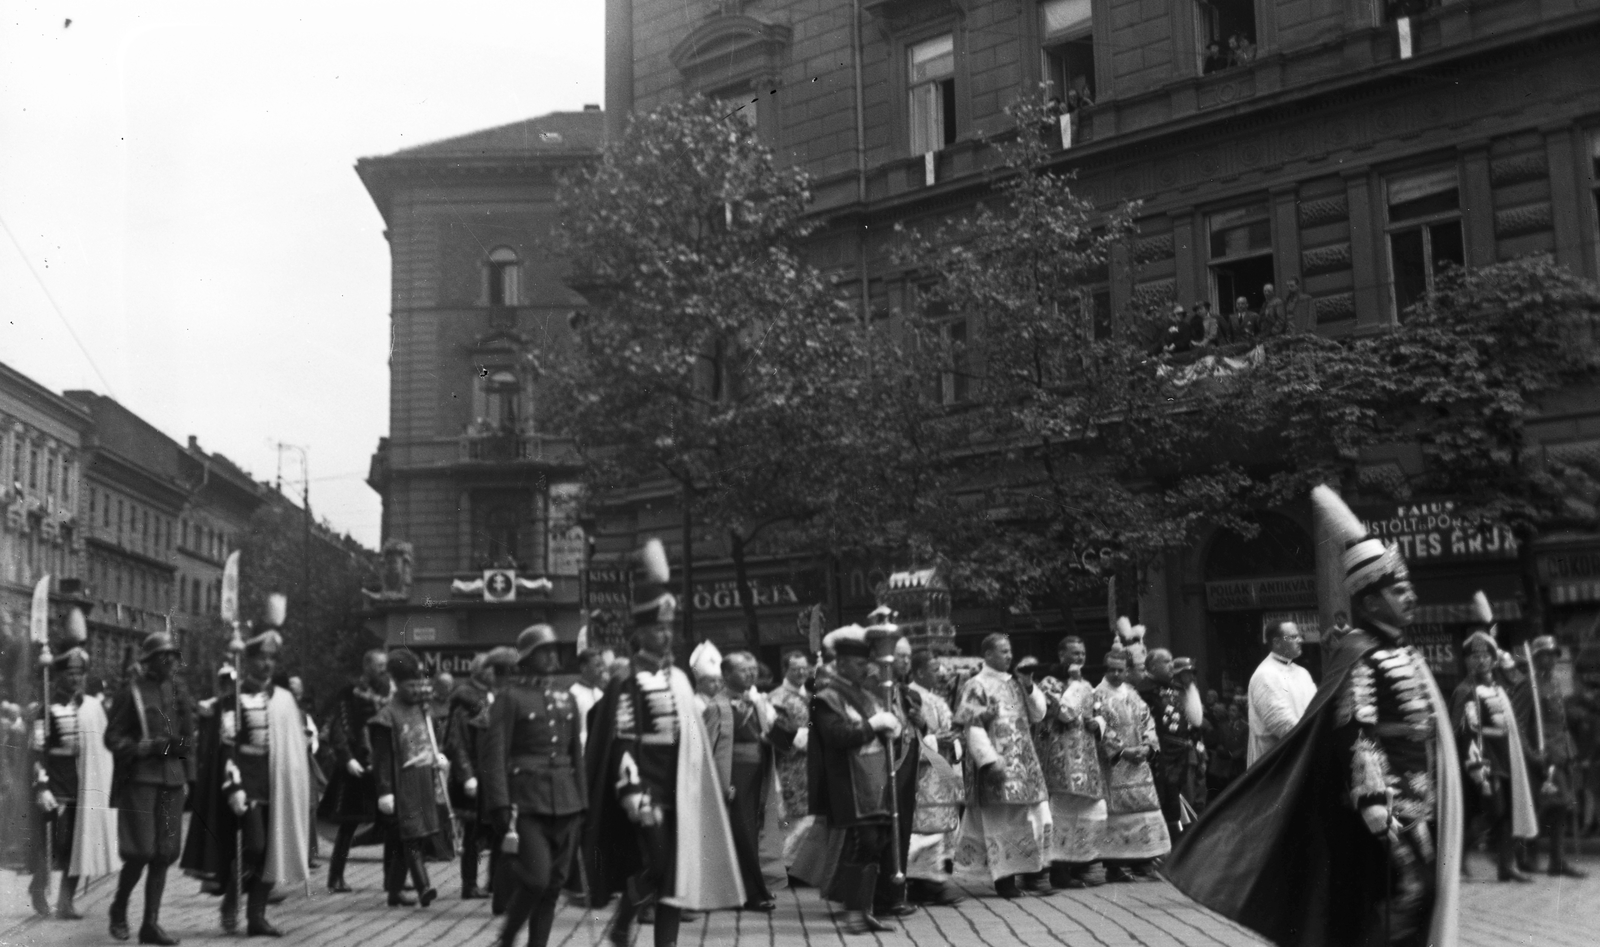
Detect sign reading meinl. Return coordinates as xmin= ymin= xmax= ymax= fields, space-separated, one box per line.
xmin=1353 ymin=499 xmax=1518 ymax=564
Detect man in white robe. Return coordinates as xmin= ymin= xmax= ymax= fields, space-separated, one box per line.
xmin=1247 ymin=620 xmax=1316 ymax=766
xmin=952 ymin=634 xmax=1051 ymax=898
xmin=1094 ymin=646 xmax=1170 ymax=881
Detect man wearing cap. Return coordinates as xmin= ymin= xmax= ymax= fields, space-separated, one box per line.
xmin=951 ymin=633 xmax=1051 ymax=898
xmin=180 ymin=625 xmax=313 ymax=937
xmin=323 ymin=649 xmax=392 ymax=893
xmin=1145 ymin=651 xmax=1208 ymax=837
xmin=1036 ymin=635 xmax=1108 ymax=890
xmin=1513 ymin=636 xmax=1588 ymax=878
xmin=105 ymin=632 xmax=196 ymax=944
xmin=583 ymin=539 xmax=743 ymax=947
xmin=481 ymin=625 xmax=586 ymax=947
xmin=1451 ymin=622 xmax=1538 ymax=882
xmin=446 ymin=649 xmax=515 ymax=901
xmin=29 ymin=646 xmax=91 ymax=919
xmin=1094 ymin=645 xmax=1169 ymax=881
xmin=1247 ymin=621 xmax=1316 ymax=766
xmin=810 ymin=624 xmax=908 ymax=933
xmin=1168 ymin=485 xmax=1465 ymax=947
xmin=369 ymin=648 xmax=450 ymax=908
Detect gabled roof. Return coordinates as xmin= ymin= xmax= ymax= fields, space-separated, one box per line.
xmin=383 ymin=110 xmax=604 ymax=160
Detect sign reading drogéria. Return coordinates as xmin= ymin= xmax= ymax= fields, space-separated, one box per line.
xmin=1354 ymin=500 xmax=1518 ymax=563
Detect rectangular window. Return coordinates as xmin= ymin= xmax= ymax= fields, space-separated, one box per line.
xmin=1386 ymin=167 xmax=1464 ymax=317
xmin=45 ymin=455 xmax=55 ymax=496
xmin=1207 ymin=201 xmax=1276 ymax=333
xmin=1198 ymin=0 xmax=1259 ymax=75
xmin=1041 ymin=0 xmax=1096 ymax=105
xmin=941 ymin=318 xmax=973 ymax=405
xmin=1590 ymin=131 xmax=1600 ymax=275
xmin=909 ymin=34 xmax=957 ymax=155
xmin=29 ymin=448 xmax=39 ymax=491
xmin=471 ymin=488 xmax=535 ymax=570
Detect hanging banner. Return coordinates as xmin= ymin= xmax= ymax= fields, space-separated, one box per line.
xmin=221 ymin=550 xmax=241 ymax=623
xmin=30 ymin=575 xmax=51 ymax=644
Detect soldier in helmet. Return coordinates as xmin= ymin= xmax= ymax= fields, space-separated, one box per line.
xmin=482 ymin=625 xmax=586 ymax=947
xmin=180 ymin=622 xmax=314 ymax=937
xmin=104 ymin=632 xmax=196 ymax=945
xmin=29 ymin=646 xmax=90 ymax=919
xmin=1512 ymin=635 xmax=1588 ymax=878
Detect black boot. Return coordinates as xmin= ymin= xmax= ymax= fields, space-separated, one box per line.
xmin=608 ymin=893 xmax=638 ymax=947
xmin=1549 ymin=817 xmax=1589 ymax=878
xmin=57 ymin=875 xmax=83 ymax=920
xmin=328 ymin=822 xmax=356 ymax=892
xmin=30 ymin=875 xmax=51 ymax=917
xmin=246 ymin=879 xmax=283 ymax=936
xmin=461 ymin=818 xmax=484 ymax=898
xmin=138 ymin=862 xmax=178 ymax=945
xmin=221 ymin=881 xmax=239 ymax=934
xmin=110 ymin=861 xmax=143 ymax=940
xmin=405 ymin=843 xmax=437 ymax=907
xmin=653 ymin=903 xmax=682 ymax=947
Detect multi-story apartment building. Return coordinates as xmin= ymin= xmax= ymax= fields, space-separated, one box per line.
xmin=0 ymin=362 xmax=91 ymax=703
xmin=597 ymin=0 xmax=1600 ymax=686
xmin=357 ymin=110 xmax=604 ymax=673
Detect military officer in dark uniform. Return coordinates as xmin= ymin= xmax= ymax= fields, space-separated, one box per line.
xmin=482 ymin=625 xmax=587 ymax=947
xmin=104 ymin=633 xmax=195 ymax=945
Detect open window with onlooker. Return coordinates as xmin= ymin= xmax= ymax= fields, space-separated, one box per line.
xmin=486 ymin=246 xmax=520 ymax=306
xmin=1041 ymin=0 xmax=1095 ymax=107
xmin=908 ymin=33 xmax=957 ymax=156
xmin=1197 ymin=0 xmax=1258 ymax=74
xmin=1385 ymin=167 xmax=1464 ymax=317
xmin=1207 ymin=202 xmax=1275 ymax=342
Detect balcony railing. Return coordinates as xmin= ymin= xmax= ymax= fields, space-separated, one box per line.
xmin=459 ymin=430 xmax=533 ymax=462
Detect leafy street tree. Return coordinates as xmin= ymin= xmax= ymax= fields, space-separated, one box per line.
xmin=549 ymin=96 xmax=951 ymax=643
xmin=182 ymin=499 xmax=379 ymax=709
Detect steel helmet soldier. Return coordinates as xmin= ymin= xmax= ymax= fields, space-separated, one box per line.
xmin=481 ymin=624 xmax=586 ymax=947
xmin=105 ymin=632 xmax=196 ymax=944
xmin=29 ymin=643 xmax=90 ymax=920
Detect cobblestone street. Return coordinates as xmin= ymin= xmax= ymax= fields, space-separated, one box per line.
xmin=4 ymin=841 xmax=1597 ymax=947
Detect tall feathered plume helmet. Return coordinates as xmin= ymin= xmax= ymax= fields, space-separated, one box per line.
xmin=52 ymin=607 xmax=91 ymax=672
xmin=244 ymin=592 xmax=288 ymax=654
xmin=1462 ymin=590 xmax=1503 ymax=659
xmin=631 ymin=538 xmax=677 ymax=628
xmin=1312 ymin=484 xmax=1409 ymax=597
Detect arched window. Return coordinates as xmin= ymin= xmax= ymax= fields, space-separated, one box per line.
xmin=487 ymin=247 xmax=520 ymax=306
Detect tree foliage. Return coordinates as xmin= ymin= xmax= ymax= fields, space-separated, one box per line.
xmin=549 ymin=97 xmax=952 ymax=639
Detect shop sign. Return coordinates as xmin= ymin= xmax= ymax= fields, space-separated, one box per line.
xmin=1538 ymin=548 xmax=1600 ymax=607
xmin=1261 ymin=610 xmax=1323 ymax=643
xmin=1206 ymin=575 xmax=1317 ymax=611
xmin=410 ymin=648 xmax=478 ymax=676
xmin=1405 ymin=624 xmax=1458 ymax=679
xmin=582 ymin=563 xmax=632 ymax=654
xmin=1354 ymin=500 xmax=1517 ymax=564
xmin=692 ymin=570 xmax=824 ymax=613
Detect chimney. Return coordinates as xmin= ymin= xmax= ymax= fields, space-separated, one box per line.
xmin=188 ymin=435 xmax=199 ymax=450
xmin=584 ymin=103 xmax=601 ymax=111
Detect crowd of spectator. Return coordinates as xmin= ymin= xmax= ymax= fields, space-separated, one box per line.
xmin=1152 ymin=278 xmax=1308 ymax=357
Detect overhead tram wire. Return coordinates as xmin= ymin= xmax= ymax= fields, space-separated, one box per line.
xmin=0 ymin=211 xmax=118 ymax=398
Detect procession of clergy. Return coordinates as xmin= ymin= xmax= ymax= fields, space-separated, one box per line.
xmin=23 ymin=485 xmax=1592 ymax=947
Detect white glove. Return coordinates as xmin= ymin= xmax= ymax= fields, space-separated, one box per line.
xmin=378 ymin=794 xmax=396 ymax=816
xmin=436 ymin=753 xmax=450 ymax=771
xmin=228 ymin=790 xmax=249 ymax=816
xmin=346 ymin=759 xmax=365 ymax=778
xmin=621 ymin=794 xmax=660 ymax=827
xmin=1361 ymin=804 xmax=1388 ymax=835
xmin=793 ymin=727 xmax=809 ymax=752
xmin=867 ymin=711 xmax=902 ymax=739
xmin=37 ymin=789 xmax=59 ymax=813
xmin=220 ymin=710 xmax=237 ymax=742
xmin=464 ymin=777 xmax=478 ymax=798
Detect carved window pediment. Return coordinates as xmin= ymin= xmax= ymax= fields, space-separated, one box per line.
xmin=670 ymin=14 xmax=791 ymax=92
xmin=863 ymin=0 xmax=966 ymax=37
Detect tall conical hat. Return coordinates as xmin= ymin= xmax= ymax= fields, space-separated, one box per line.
xmin=1312 ymin=484 xmax=1409 ymax=596
xmin=1462 ymin=590 xmax=1499 ymax=652
xmin=631 ymin=538 xmax=677 ymax=627
xmin=689 ymin=640 xmax=723 ymax=679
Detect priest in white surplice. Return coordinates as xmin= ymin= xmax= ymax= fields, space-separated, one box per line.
xmin=952 ymin=633 xmax=1052 ymax=899
xmin=1246 ymin=620 xmax=1316 ymax=766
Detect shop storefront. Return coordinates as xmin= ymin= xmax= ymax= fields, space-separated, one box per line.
xmin=1535 ymin=537 xmax=1600 ymax=663
xmin=1354 ymin=498 xmax=1524 ymax=695
xmin=1202 ymin=512 xmax=1319 ymax=693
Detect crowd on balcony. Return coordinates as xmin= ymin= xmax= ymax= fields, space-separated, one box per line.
xmin=1203 ymin=34 xmax=1258 ymax=75
xmin=1151 ymin=279 xmax=1308 ymax=357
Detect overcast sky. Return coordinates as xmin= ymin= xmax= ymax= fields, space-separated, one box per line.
xmin=1 ymin=1 xmax=604 ymax=548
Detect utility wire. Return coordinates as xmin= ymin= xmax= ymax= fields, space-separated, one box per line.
xmin=0 ymin=211 xmax=118 ymax=398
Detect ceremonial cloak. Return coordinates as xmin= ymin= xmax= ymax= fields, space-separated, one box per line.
xmin=581 ymin=663 xmax=744 ymax=911
xmin=71 ymin=692 xmax=120 ymax=879
xmin=180 ymin=686 xmax=313 ymax=895
xmin=1166 ymin=630 xmax=1464 ymax=947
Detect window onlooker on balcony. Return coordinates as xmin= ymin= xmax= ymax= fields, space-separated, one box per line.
xmin=1203 ymin=41 xmax=1229 ymax=75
